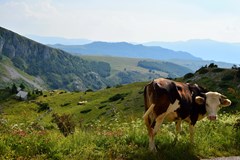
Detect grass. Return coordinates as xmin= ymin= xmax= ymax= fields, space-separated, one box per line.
xmin=0 ymin=111 xmax=240 ymax=159
xmin=0 ymin=81 xmax=240 ymax=159
xmin=81 ymin=55 xmax=168 ymax=77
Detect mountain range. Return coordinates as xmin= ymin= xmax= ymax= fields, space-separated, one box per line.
xmin=0 ymin=26 xmax=235 ymax=91
xmin=29 ymin=35 xmax=240 ymax=65
xmin=144 ymin=39 xmax=240 ymax=64
xmin=50 ymin=42 xmax=200 ymax=61
xmin=50 ymin=42 xmax=233 ymax=71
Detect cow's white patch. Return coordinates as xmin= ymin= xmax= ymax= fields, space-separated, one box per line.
xmin=166 ymin=99 xmax=180 ymax=115
xmin=205 ymin=92 xmax=221 ymax=118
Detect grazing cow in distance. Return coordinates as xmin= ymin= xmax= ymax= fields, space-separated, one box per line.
xmin=143 ymin=78 xmax=231 ymax=151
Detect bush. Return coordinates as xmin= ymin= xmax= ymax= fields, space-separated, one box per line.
xmin=212 ymin=68 xmax=225 ymax=72
xmin=37 ymin=103 xmax=50 ymax=112
xmin=60 ymin=102 xmax=71 ymax=107
xmin=52 ymin=113 xmax=75 ymax=137
xmin=80 ymin=109 xmax=92 ymax=114
xmin=108 ymin=93 xmax=128 ymax=102
xmin=221 ymin=74 xmax=234 ymax=81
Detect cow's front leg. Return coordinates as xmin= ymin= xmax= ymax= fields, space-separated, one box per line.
xmin=189 ymin=124 xmax=195 ymax=143
xmin=174 ymin=119 xmax=182 ymax=143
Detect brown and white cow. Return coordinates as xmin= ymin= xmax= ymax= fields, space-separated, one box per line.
xmin=143 ymin=78 xmax=231 ymax=151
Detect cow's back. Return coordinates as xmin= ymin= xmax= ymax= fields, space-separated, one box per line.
xmin=144 ymin=78 xmax=180 ymax=116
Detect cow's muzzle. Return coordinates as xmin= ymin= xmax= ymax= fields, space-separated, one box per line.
xmin=208 ymin=115 xmax=217 ymax=121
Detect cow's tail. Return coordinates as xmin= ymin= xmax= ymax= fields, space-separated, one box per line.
xmin=143 ymin=82 xmax=155 ymax=119
xmin=143 ymin=104 xmax=154 ymax=119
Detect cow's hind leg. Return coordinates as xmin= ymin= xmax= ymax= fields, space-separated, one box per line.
xmin=143 ymin=104 xmax=156 ymax=150
xmin=149 ymin=113 xmax=166 ymax=152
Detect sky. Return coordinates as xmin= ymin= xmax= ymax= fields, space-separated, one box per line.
xmin=1 ymin=0 xmax=240 ymax=43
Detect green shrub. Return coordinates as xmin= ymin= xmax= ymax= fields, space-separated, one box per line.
xmin=37 ymin=102 xmax=50 ymax=112
xmin=98 ymin=105 xmax=107 ymax=109
xmin=52 ymin=113 xmax=75 ymax=137
xmin=108 ymin=93 xmax=128 ymax=102
xmin=60 ymin=102 xmax=71 ymax=107
xmin=221 ymin=74 xmax=234 ymax=81
xmin=212 ymin=68 xmax=225 ymax=72
xmin=80 ymin=109 xmax=92 ymax=114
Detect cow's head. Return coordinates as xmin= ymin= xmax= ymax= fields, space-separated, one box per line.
xmin=195 ymin=92 xmax=231 ymax=120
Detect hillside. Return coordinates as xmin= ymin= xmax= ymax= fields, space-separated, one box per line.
xmin=81 ymin=55 xmax=193 ymax=85
xmin=1 ymin=65 xmax=239 ymax=124
xmin=179 ymin=65 xmax=240 ymax=111
xmin=0 ymin=27 xmax=111 ymax=91
xmin=0 ymin=66 xmax=240 ymax=159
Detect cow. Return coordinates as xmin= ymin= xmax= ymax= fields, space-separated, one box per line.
xmin=143 ymin=78 xmax=231 ymax=151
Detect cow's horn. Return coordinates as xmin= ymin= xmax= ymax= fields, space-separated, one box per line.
xmin=221 ymin=94 xmax=227 ymax=99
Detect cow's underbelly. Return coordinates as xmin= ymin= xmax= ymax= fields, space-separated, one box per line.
xmin=164 ymin=100 xmax=180 ymax=122
xmin=165 ymin=112 xmax=178 ymax=121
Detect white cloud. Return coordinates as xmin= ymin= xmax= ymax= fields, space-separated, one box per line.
xmin=0 ymin=0 xmax=240 ymax=42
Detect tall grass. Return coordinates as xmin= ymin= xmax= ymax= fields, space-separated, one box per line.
xmin=0 ymin=112 xmax=240 ymax=159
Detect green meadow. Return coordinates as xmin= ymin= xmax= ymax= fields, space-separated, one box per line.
xmin=0 ymin=80 xmax=240 ymax=159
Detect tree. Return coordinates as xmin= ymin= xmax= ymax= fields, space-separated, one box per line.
xmin=237 ymin=67 xmax=240 ymax=78
xmin=11 ymin=83 xmax=18 ymax=94
xmin=19 ymin=83 xmax=25 ymax=91
xmin=208 ymin=63 xmax=218 ymax=68
xmin=232 ymin=64 xmax=238 ymax=70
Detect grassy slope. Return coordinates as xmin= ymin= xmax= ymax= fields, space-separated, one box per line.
xmin=81 ymin=55 xmax=168 ymax=77
xmin=3 ymin=82 xmax=146 ymax=125
xmin=1 ymin=68 xmax=240 ymax=159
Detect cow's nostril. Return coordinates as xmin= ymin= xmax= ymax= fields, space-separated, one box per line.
xmin=208 ymin=115 xmax=217 ymax=120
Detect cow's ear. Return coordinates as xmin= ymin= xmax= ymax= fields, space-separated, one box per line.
xmin=195 ymin=96 xmax=205 ymax=105
xmin=220 ymin=96 xmax=231 ymax=107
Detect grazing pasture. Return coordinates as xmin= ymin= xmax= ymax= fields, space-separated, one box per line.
xmin=1 ymin=66 xmax=240 ymax=159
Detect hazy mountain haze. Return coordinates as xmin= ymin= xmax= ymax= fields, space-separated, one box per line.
xmin=144 ymin=39 xmax=240 ymax=64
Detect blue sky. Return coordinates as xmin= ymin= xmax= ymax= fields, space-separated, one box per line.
xmin=1 ymin=0 xmax=240 ymax=43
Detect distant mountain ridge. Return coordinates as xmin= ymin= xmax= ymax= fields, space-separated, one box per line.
xmin=144 ymin=39 xmax=240 ymax=64
xmin=50 ymin=42 xmax=201 ymax=61
xmin=51 ymin=41 xmax=233 ymax=71
xmin=0 ymin=26 xmax=199 ymax=91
